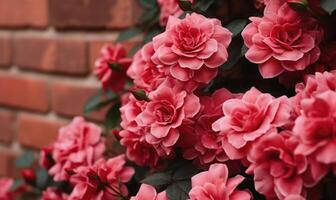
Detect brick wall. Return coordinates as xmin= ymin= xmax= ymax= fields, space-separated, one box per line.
xmin=0 ymin=0 xmax=141 ymax=177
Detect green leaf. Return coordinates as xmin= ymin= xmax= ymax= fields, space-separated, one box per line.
xmin=321 ymin=0 xmax=336 ymax=14
xmin=84 ymin=90 xmax=117 ymax=114
xmin=15 ymin=151 xmax=35 ymax=168
xmin=105 ymin=102 xmax=121 ymax=131
xmin=144 ymin=29 xmax=162 ymax=44
xmin=139 ymin=7 xmax=159 ymax=25
xmin=36 ymin=168 xmax=50 ymax=190
xmin=139 ymin=0 xmax=157 ymax=9
xmin=116 ymin=27 xmax=142 ymax=42
xmin=172 ymin=164 xmax=199 ymax=181
xmin=166 ymin=180 xmax=191 ymax=200
xmin=131 ymin=89 xmax=150 ymax=101
xmin=141 ymin=172 xmax=172 ymax=186
xmin=108 ymin=63 xmax=122 ymax=72
xmin=10 ymin=179 xmax=24 ymax=192
xmin=221 ymin=38 xmax=244 ymax=71
xmin=195 ymin=0 xmax=216 ymax=11
xmin=178 ymin=0 xmax=194 ymax=11
xmin=226 ymin=19 xmax=248 ymax=37
xmin=288 ymin=1 xmax=308 ymax=11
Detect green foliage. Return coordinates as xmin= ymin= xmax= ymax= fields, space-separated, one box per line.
xmin=105 ymin=101 xmax=121 ymax=131
xmin=84 ymin=90 xmax=118 ymax=114
xmin=226 ymin=19 xmax=248 ymax=38
xmin=139 ymin=0 xmax=157 ymax=9
xmin=321 ymin=0 xmax=336 ymax=14
xmin=116 ymin=27 xmax=142 ymax=43
xmin=36 ymin=168 xmax=50 ymax=190
xmin=131 ymin=89 xmax=150 ymax=101
xmin=141 ymin=172 xmax=172 ymax=186
xmin=166 ymin=180 xmax=191 ymax=200
xmin=15 ymin=150 xmax=35 ymax=168
xmin=288 ymin=1 xmax=308 ymax=11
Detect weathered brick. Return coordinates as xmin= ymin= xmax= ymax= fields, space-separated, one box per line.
xmin=0 ymin=0 xmax=48 ymax=28
xmin=0 ymin=110 xmax=14 ymax=144
xmin=17 ymin=113 xmax=66 ymax=149
xmin=49 ymin=0 xmax=141 ymax=29
xmin=51 ymin=82 xmax=107 ymax=122
xmin=0 ymin=73 xmax=49 ymax=112
xmin=14 ymin=37 xmax=88 ymax=75
xmin=0 ymin=36 xmax=11 ymax=67
xmin=0 ymin=149 xmax=17 ymax=177
xmin=89 ymin=40 xmax=140 ymax=71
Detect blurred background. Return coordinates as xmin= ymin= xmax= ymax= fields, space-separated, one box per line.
xmin=0 ymin=0 xmax=141 ymax=177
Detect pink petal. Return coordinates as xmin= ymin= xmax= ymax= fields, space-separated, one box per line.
xmin=259 ymin=58 xmax=284 ymax=78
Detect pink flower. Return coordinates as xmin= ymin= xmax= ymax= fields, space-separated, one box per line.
xmin=41 ymin=187 xmax=68 ymax=200
xmin=284 ymin=195 xmax=305 ymax=200
xmin=247 ymin=131 xmax=308 ymax=199
xmin=189 ymin=163 xmax=251 ymax=200
xmin=242 ymin=0 xmax=323 ymax=78
xmin=0 ymin=178 xmax=14 ymax=200
xmin=136 ymin=79 xmax=201 ymax=156
xmin=69 ymin=155 xmax=134 ymax=200
xmin=212 ymin=87 xmax=291 ymax=160
xmin=131 ymin=184 xmax=168 ymax=200
xmin=152 ymin=13 xmax=232 ymax=85
xmin=49 ymin=117 xmax=105 ymax=181
xmin=127 ymin=42 xmax=165 ymax=91
xmin=182 ymin=89 xmax=239 ymax=166
xmin=95 ymin=44 xmax=132 ymax=92
xmin=157 ymin=0 xmax=194 ymax=26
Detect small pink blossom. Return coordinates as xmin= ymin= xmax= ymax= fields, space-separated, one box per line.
xmin=212 ymin=87 xmax=292 ymax=160
xmin=152 ymin=13 xmax=232 ymax=86
xmin=189 ymin=163 xmax=251 ymax=200
xmin=242 ymin=0 xmax=323 ymax=78
xmin=49 ymin=117 xmax=105 ymax=181
xmin=157 ymin=0 xmax=194 ymax=26
xmin=95 ymin=44 xmax=132 ymax=92
xmin=41 ymin=187 xmax=68 ymax=200
xmin=69 ymin=155 xmax=134 ymax=200
xmin=0 ymin=178 xmax=14 ymax=200
xmin=131 ymin=184 xmax=168 ymax=200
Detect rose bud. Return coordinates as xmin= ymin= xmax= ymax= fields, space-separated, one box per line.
xmin=21 ymin=169 xmax=36 ymax=186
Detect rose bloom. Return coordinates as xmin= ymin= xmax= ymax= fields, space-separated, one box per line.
xmin=157 ymin=0 xmax=194 ymax=26
xmin=136 ymin=79 xmax=200 ymax=156
xmin=212 ymin=87 xmax=291 ymax=160
xmin=127 ymin=42 xmax=165 ymax=92
xmin=41 ymin=187 xmax=68 ymax=200
xmin=152 ymin=13 xmax=232 ymax=86
xmin=69 ymin=155 xmax=134 ymax=200
xmin=182 ymin=89 xmax=239 ymax=166
xmin=0 ymin=178 xmax=14 ymax=200
xmin=242 ymin=0 xmax=323 ymax=78
xmin=131 ymin=184 xmax=168 ymax=200
xmin=247 ymin=131 xmax=308 ymax=199
xmin=49 ymin=117 xmax=106 ymax=181
xmin=189 ymin=163 xmax=251 ymax=200
xmin=95 ymin=44 xmax=132 ymax=92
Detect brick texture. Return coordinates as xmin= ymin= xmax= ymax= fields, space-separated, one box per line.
xmin=0 ymin=0 xmax=48 ymax=28
xmin=18 ymin=113 xmax=66 ymax=149
xmin=49 ymin=0 xmax=141 ymax=29
xmin=51 ymin=82 xmax=107 ymax=121
xmin=14 ymin=37 xmax=88 ymax=75
xmin=0 ymin=74 xmax=49 ymax=112
xmin=0 ymin=110 xmax=14 ymax=144
xmin=0 ymin=149 xmax=17 ymax=177
xmin=0 ymin=36 xmax=11 ymax=67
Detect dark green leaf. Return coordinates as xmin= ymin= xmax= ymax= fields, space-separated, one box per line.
xmin=108 ymin=63 xmax=122 ymax=72
xmin=178 ymin=0 xmax=194 ymax=11
xmin=84 ymin=91 xmax=117 ymax=114
xmin=36 ymin=168 xmax=49 ymax=190
xmin=195 ymin=0 xmax=216 ymax=11
xmin=226 ymin=19 xmax=248 ymax=37
xmin=166 ymin=180 xmax=191 ymax=200
xmin=139 ymin=7 xmax=159 ymax=25
xmin=131 ymin=89 xmax=150 ymax=101
xmin=173 ymin=164 xmax=199 ymax=181
xmin=144 ymin=29 xmax=162 ymax=44
xmin=288 ymin=1 xmax=308 ymax=11
xmin=15 ymin=151 xmax=35 ymax=168
xmin=105 ymin=102 xmax=121 ymax=131
xmin=321 ymin=0 xmax=336 ymax=14
xmin=221 ymin=38 xmax=244 ymax=71
xmin=141 ymin=172 xmax=172 ymax=186
xmin=116 ymin=27 xmax=142 ymax=43
xmin=139 ymin=0 xmax=157 ymax=9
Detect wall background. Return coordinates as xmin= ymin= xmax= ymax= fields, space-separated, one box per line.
xmin=0 ymin=0 xmax=141 ymax=177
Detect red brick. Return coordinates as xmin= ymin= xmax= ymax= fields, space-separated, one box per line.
xmin=0 ymin=110 xmax=14 ymax=144
xmin=0 ymin=0 xmax=48 ymax=28
xmin=0 ymin=36 xmax=11 ymax=67
xmin=89 ymin=40 xmax=140 ymax=71
xmin=49 ymin=0 xmax=141 ymax=29
xmin=14 ymin=37 xmax=88 ymax=75
xmin=0 ymin=73 xmax=49 ymax=112
xmin=0 ymin=149 xmax=16 ymax=177
xmin=17 ymin=113 xmax=66 ymax=149
xmin=51 ymin=82 xmax=107 ymax=122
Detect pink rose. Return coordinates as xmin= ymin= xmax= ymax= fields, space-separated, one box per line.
xmin=95 ymin=44 xmax=132 ymax=92
xmin=136 ymin=79 xmax=201 ymax=156
xmin=127 ymin=42 xmax=165 ymax=92
xmin=131 ymin=184 xmax=168 ymax=200
xmin=157 ymin=0 xmax=194 ymax=26
xmin=152 ymin=13 xmax=232 ymax=86
xmin=41 ymin=187 xmax=68 ymax=200
xmin=49 ymin=117 xmax=105 ymax=181
xmin=189 ymin=163 xmax=251 ymax=200
xmin=0 ymin=178 xmax=14 ymax=200
xmin=247 ymin=131 xmax=308 ymax=199
xmin=69 ymin=155 xmax=134 ymax=200
xmin=182 ymin=89 xmax=239 ymax=166
xmin=242 ymin=0 xmax=323 ymax=78
xmin=212 ymin=87 xmax=292 ymax=160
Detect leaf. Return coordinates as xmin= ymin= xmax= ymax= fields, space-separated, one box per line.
xmin=166 ymin=180 xmax=191 ymax=200
xmin=288 ymin=1 xmax=308 ymax=11
xmin=131 ymin=89 xmax=150 ymax=101
xmin=105 ymin=102 xmax=121 ymax=131
xmin=221 ymin=38 xmax=244 ymax=71
xmin=116 ymin=27 xmax=142 ymax=43
xmin=10 ymin=179 xmax=24 ymax=192
xmin=84 ymin=90 xmax=117 ymax=114
xmin=139 ymin=7 xmax=159 ymax=25
xmin=141 ymin=172 xmax=172 ymax=186
xmin=226 ymin=19 xmax=248 ymax=37
xmin=139 ymin=0 xmax=157 ymax=9
xmin=178 ymin=0 xmax=194 ymax=11
xmin=144 ymin=29 xmax=162 ymax=44
xmin=36 ymin=168 xmax=50 ymax=190
xmin=15 ymin=151 xmax=35 ymax=168
xmin=321 ymin=0 xmax=336 ymax=14
xmin=195 ymin=0 xmax=216 ymax=11
xmin=173 ymin=164 xmax=199 ymax=181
